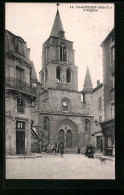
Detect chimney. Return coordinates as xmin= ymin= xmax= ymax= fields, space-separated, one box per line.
xmin=97 ymin=80 xmax=100 ymax=86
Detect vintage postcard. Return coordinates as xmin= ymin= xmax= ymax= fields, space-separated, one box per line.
xmin=5 ymin=3 xmax=115 ymax=180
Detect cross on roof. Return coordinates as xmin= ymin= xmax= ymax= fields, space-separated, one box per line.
xmin=56 ymin=3 xmax=60 ymax=9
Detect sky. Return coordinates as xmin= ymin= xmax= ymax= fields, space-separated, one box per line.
xmin=5 ymin=3 xmax=114 ymax=91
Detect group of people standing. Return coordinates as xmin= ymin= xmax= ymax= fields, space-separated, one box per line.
xmin=41 ymin=142 xmax=64 ymax=157
xmin=41 ymin=143 xmax=95 ymax=158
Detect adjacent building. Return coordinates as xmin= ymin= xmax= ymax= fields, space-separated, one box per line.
xmin=93 ymin=80 xmax=104 ymax=152
xmin=5 ymin=30 xmax=41 ymax=155
xmin=100 ymin=28 xmax=115 ymax=156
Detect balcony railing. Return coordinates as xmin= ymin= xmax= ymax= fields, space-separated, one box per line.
xmin=5 ymin=77 xmax=37 ymax=96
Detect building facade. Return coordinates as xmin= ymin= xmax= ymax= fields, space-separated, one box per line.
xmin=38 ymin=9 xmax=95 ymax=152
xmin=93 ymin=81 xmax=104 ymax=152
xmin=5 ymin=30 xmax=41 ymax=155
xmin=100 ymin=28 xmax=115 ymax=156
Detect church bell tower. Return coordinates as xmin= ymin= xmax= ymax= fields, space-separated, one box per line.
xmin=39 ymin=4 xmax=78 ymax=92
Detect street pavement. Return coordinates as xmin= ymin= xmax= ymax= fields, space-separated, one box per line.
xmin=6 ymin=154 xmax=115 ymax=179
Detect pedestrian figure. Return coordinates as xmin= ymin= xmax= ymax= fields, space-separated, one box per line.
xmin=42 ymin=145 xmax=46 ymax=156
xmin=77 ymin=146 xmax=80 ymax=155
xmin=60 ymin=142 xmax=64 ymax=157
xmin=54 ymin=142 xmax=58 ymax=157
xmin=84 ymin=146 xmax=88 ymax=157
xmin=87 ymin=144 xmax=94 ymax=158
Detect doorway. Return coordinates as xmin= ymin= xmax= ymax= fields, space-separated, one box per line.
xmin=58 ymin=129 xmax=64 ymax=147
xmin=16 ymin=121 xmax=25 ymax=154
xmin=66 ymin=130 xmax=72 ymax=148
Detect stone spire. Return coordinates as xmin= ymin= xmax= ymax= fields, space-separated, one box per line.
xmin=83 ymin=66 xmax=93 ymax=92
xmin=50 ymin=4 xmax=66 ymax=39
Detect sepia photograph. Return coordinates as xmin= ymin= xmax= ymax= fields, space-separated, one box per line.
xmin=5 ymin=2 xmax=115 ymax=179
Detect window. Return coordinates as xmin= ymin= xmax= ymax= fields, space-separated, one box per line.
xmin=60 ymin=45 xmax=66 ymax=62
xmin=17 ymin=98 xmax=25 ymax=113
xmin=112 ymin=34 xmax=115 ymax=42
xmin=18 ymin=40 xmax=22 ymax=54
xmin=16 ymin=67 xmax=24 ymax=81
xmin=56 ymin=67 xmax=61 ymax=82
xmin=66 ymin=69 xmax=72 ymax=83
xmin=111 ymin=103 xmax=115 ymax=118
xmin=107 ymin=136 xmax=112 ymax=147
xmin=110 ymin=74 xmax=114 ymax=90
xmin=85 ymin=120 xmax=90 ymax=131
xmin=110 ymin=46 xmax=115 ymax=66
xmin=97 ymin=136 xmax=101 ymax=148
xmin=16 ymin=121 xmax=25 ymax=129
xmin=45 ymin=68 xmax=48 ymax=83
xmin=30 ymin=100 xmax=35 ymax=107
xmin=43 ymin=118 xmax=49 ymax=130
xmin=98 ymin=97 xmax=102 ymax=110
xmin=45 ymin=49 xmax=47 ymax=65
xmin=99 ymin=115 xmax=102 ymax=123
xmin=41 ymin=72 xmax=44 ymax=84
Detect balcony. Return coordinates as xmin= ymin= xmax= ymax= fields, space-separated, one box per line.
xmin=5 ymin=77 xmax=37 ymax=97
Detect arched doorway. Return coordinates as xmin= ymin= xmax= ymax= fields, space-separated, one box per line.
xmin=58 ymin=129 xmax=64 ymax=147
xmin=66 ymin=130 xmax=72 ymax=148
xmin=56 ymin=119 xmax=78 ymax=149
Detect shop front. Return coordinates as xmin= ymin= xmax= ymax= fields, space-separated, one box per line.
xmin=101 ymin=119 xmax=115 ymax=156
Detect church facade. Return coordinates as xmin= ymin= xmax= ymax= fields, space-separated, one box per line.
xmin=38 ymin=8 xmax=95 ymax=152
xmin=5 ymin=6 xmax=109 ymax=155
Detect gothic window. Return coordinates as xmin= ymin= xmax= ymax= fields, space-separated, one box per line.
xmin=41 ymin=72 xmax=44 ymax=84
xmin=85 ymin=120 xmax=90 ymax=131
xmin=66 ymin=69 xmax=72 ymax=83
xmin=56 ymin=67 xmax=61 ymax=82
xmin=60 ymin=45 xmax=66 ymax=62
xmin=43 ymin=117 xmax=49 ymax=130
xmin=45 ymin=68 xmax=48 ymax=83
xmin=17 ymin=98 xmax=25 ymax=113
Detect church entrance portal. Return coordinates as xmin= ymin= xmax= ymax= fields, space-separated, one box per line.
xmin=57 ymin=119 xmax=79 ymax=148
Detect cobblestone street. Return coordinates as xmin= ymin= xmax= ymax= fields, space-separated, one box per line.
xmin=6 ymin=154 xmax=115 ymax=179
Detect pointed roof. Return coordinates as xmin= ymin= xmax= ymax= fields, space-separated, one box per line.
xmin=50 ymin=8 xmax=66 ymax=39
xmin=83 ymin=66 xmax=93 ymax=91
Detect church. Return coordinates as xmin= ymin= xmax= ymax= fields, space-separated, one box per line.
xmin=5 ymin=5 xmax=106 ymax=156
xmin=38 ymin=6 xmax=95 ymax=152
